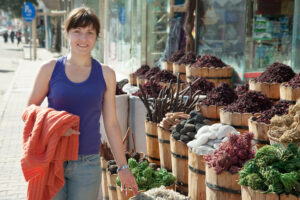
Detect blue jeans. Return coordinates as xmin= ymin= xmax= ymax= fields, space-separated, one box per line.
xmin=53 ymin=154 xmax=102 ymax=200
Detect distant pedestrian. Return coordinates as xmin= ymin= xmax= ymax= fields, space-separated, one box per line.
xmin=10 ymin=30 xmax=15 ymax=43
xmin=16 ymin=30 xmax=22 ymax=45
xmin=3 ymin=31 xmax=8 ymax=43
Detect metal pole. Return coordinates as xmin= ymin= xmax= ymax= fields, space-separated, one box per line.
xmin=30 ymin=24 xmax=32 ymax=60
xmin=44 ymin=14 xmax=49 ymax=49
xmin=32 ymin=15 xmax=37 ymax=60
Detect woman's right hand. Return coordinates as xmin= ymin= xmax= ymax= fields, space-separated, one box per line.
xmin=63 ymin=128 xmax=80 ymax=136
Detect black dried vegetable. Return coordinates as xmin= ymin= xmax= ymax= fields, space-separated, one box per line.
xmin=255 ymin=62 xmax=295 ymax=83
xmin=134 ymin=64 xmax=150 ymax=76
xmin=201 ymin=83 xmax=237 ymax=107
xmin=133 ymin=81 xmax=162 ymax=98
xmin=140 ymin=66 xmax=160 ymax=79
xmin=176 ymin=51 xmax=199 ymax=65
xmin=224 ymin=91 xmax=273 ymax=114
xmin=287 ymin=73 xmax=300 ymax=89
xmin=154 ymin=70 xmax=180 ymax=83
xmin=167 ymin=50 xmax=185 ymax=63
xmin=192 ymin=54 xmax=227 ymax=68
xmin=108 ymin=164 xmax=118 ymax=174
xmin=235 ymin=83 xmax=249 ymax=96
xmin=254 ymin=101 xmax=291 ymax=124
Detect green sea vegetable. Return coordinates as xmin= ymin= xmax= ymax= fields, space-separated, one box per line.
xmin=280 ymin=143 xmax=299 ymax=161
xmin=255 ymin=145 xmax=280 ymax=168
xmin=239 ymin=160 xmax=260 ymax=180
xmin=246 ymin=173 xmax=267 ymax=191
xmin=128 ymin=158 xmax=138 ymax=169
xmin=260 ymin=166 xmax=284 ymax=194
xmin=280 ymin=172 xmax=299 ymax=193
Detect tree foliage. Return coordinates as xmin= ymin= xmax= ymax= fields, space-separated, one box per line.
xmin=0 ymin=0 xmax=38 ymax=18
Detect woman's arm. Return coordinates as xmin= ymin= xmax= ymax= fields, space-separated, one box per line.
xmin=27 ymin=59 xmax=56 ymax=106
xmin=102 ymin=65 xmax=138 ymax=195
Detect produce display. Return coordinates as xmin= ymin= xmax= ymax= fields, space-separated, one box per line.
xmin=235 ymin=83 xmax=249 ymax=96
xmin=224 ymin=90 xmax=273 ymax=114
xmin=100 ymin=141 xmax=114 ymax=161
xmin=130 ymin=186 xmax=190 ymax=200
xmin=239 ymin=143 xmax=300 ymax=195
xmin=176 ymin=51 xmax=199 ymax=66
xmin=187 ymin=123 xmax=239 ymax=155
xmin=133 ymin=81 xmax=163 ymax=98
xmin=134 ymin=64 xmax=150 ymax=77
xmin=116 ymin=84 xmax=126 ymax=95
xmin=188 ymin=77 xmax=214 ymax=95
xmin=159 ymin=112 xmax=189 ymax=131
xmin=192 ymin=54 xmax=227 ymax=68
xmin=167 ymin=50 xmax=185 ymax=63
xmin=117 ymin=158 xmax=176 ymax=191
xmin=107 ymin=160 xmax=118 ymax=174
xmin=286 ymin=73 xmax=300 ymax=89
xmin=140 ymin=66 xmax=160 ymax=80
xmin=204 ymin=132 xmax=255 ymax=174
xmin=171 ymin=110 xmax=211 ymax=144
xmin=253 ymin=101 xmax=291 ymax=124
xmin=138 ymin=78 xmax=199 ymax=123
xmin=254 ymin=62 xmax=295 ymax=83
xmin=153 ymin=70 xmax=180 ymax=83
xmin=268 ymin=101 xmax=300 ymax=144
xmin=200 ymin=83 xmax=237 ymax=107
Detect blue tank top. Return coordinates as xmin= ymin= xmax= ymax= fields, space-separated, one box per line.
xmin=47 ymin=56 xmax=107 ymax=155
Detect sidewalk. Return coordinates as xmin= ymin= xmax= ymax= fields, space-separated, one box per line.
xmin=0 ymin=48 xmax=60 ymax=199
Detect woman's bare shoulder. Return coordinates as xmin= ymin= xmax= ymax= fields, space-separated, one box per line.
xmin=39 ymin=59 xmax=57 ymax=76
xmin=101 ymin=64 xmax=116 ymax=82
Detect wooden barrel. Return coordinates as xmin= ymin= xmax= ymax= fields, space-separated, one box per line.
xmin=117 ymin=186 xmax=134 ymax=200
xmin=107 ymin=172 xmax=118 ymax=200
xmin=100 ymin=157 xmax=109 ymax=200
xmin=248 ymin=117 xmax=270 ymax=149
xmin=173 ymin=63 xmax=186 ymax=82
xmin=280 ymin=83 xmax=300 ymax=103
xmin=198 ymin=104 xmax=224 ymax=123
xmin=157 ymin=126 xmax=172 ymax=171
xmin=188 ymin=149 xmax=206 ymax=200
xmin=145 ymin=120 xmax=160 ymax=165
xmin=249 ymin=79 xmax=280 ymax=101
xmin=136 ymin=77 xmax=147 ymax=87
xmin=241 ymin=186 xmax=300 ymax=200
xmin=161 ymin=61 xmax=173 ymax=72
xmin=129 ymin=73 xmax=137 ymax=86
xmin=186 ymin=65 xmax=232 ymax=86
xmin=206 ymin=164 xmax=241 ymax=200
xmin=170 ymin=136 xmax=188 ymax=195
xmin=220 ymin=108 xmax=260 ymax=133
xmin=159 ymin=81 xmax=185 ymax=92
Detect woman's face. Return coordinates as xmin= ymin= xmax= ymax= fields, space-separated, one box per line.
xmin=67 ymin=25 xmax=97 ymax=56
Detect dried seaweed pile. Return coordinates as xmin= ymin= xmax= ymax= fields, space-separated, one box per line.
xmin=254 ymin=101 xmax=291 ymax=124
xmin=100 ymin=141 xmax=114 ymax=161
xmin=200 ymin=83 xmax=237 ymax=107
xmin=133 ymin=80 xmax=163 ymax=98
xmin=255 ymin=62 xmax=295 ymax=83
xmin=140 ymin=66 xmax=160 ymax=79
xmin=154 ymin=70 xmax=179 ymax=83
xmin=138 ymin=78 xmax=200 ymax=123
xmin=133 ymin=64 xmax=150 ymax=77
xmin=224 ymin=91 xmax=273 ymax=114
xmin=167 ymin=50 xmax=185 ymax=63
xmin=286 ymin=73 xmax=300 ymax=89
xmin=192 ymin=54 xmax=227 ymax=68
xmin=235 ymin=83 xmax=249 ymax=96
xmin=176 ymin=51 xmax=199 ymax=65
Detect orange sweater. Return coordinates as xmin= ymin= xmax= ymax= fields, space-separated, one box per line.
xmin=21 ymin=105 xmax=80 ymax=200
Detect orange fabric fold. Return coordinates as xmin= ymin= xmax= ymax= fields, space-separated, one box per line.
xmin=21 ymin=105 xmax=80 ymax=200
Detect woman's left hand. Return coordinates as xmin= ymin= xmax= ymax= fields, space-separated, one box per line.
xmin=118 ymin=168 xmax=138 ymax=196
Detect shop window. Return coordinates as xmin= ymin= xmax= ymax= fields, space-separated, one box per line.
xmin=196 ymin=0 xmax=247 ymax=76
xmin=245 ymin=0 xmax=294 ymax=72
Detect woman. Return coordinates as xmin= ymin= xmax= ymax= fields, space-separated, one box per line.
xmin=27 ymin=7 xmax=138 ymax=199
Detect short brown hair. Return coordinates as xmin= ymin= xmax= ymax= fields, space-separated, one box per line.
xmin=64 ymin=7 xmax=100 ymax=37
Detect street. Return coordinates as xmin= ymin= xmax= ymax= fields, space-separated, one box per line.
xmin=0 ymin=39 xmax=59 ymax=199
xmin=0 ymin=38 xmax=22 ymax=102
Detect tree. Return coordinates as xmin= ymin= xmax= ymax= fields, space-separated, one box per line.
xmin=0 ymin=0 xmax=38 ymax=18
